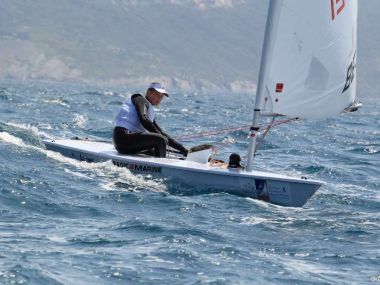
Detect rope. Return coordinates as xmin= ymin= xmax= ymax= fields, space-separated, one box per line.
xmin=176 ymin=125 xmax=251 ymax=140
xmin=254 ymin=116 xmax=276 ymax=155
xmin=176 ymin=117 xmax=298 ymax=141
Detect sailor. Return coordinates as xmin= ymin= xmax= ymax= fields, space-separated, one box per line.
xmin=113 ymin=82 xmax=188 ymax=157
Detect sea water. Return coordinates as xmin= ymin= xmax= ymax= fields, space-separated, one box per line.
xmin=0 ymin=79 xmax=379 ymax=284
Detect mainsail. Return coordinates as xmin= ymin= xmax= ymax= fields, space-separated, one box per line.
xmin=262 ymin=0 xmax=358 ymax=119
xmin=247 ymin=0 xmax=358 ymax=170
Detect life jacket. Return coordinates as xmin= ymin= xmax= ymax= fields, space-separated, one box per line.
xmin=114 ymin=94 xmax=155 ymax=132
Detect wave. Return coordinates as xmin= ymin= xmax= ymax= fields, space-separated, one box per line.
xmin=0 ymin=131 xmax=166 ymax=194
xmin=4 ymin=122 xmax=54 ymax=139
xmin=72 ymin=114 xmax=87 ymax=128
xmin=41 ymin=98 xmax=70 ymax=107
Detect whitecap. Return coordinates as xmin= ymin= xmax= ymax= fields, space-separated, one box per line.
xmin=0 ymin=131 xmax=25 ymax=146
xmin=364 ymin=146 xmax=378 ymax=154
xmin=0 ymin=132 xmax=163 ymax=192
xmin=281 ymin=256 xmax=341 ymax=279
xmin=1 ymin=132 xmax=166 ymax=193
xmin=238 ymin=216 xmax=269 ymax=225
xmin=63 ymin=168 xmax=93 ymax=180
xmin=104 ymin=91 xmax=114 ymax=96
xmin=45 ymin=150 xmax=167 ymax=193
xmin=42 ymin=98 xmax=70 ymax=107
xmin=5 ymin=122 xmax=54 ymax=139
xmin=46 ymin=235 xmax=68 ymax=244
xmin=72 ymin=114 xmax=87 ymax=128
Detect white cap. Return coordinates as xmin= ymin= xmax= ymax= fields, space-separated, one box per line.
xmin=148 ymin=82 xmax=169 ymax=97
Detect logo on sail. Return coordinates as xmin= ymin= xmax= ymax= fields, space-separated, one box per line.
xmin=275 ymin=83 xmax=284 ymax=93
xmin=342 ymin=52 xmax=356 ymax=93
xmin=331 ymin=0 xmax=345 ymax=21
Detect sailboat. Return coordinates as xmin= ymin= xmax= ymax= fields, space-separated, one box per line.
xmin=43 ymin=0 xmax=359 ymax=207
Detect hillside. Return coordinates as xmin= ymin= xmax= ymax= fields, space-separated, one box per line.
xmin=0 ymin=0 xmax=378 ymax=97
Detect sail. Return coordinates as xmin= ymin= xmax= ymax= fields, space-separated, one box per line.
xmin=262 ymin=0 xmax=358 ymax=119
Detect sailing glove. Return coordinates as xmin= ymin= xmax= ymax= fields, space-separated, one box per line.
xmin=180 ymin=148 xmax=188 ymax=157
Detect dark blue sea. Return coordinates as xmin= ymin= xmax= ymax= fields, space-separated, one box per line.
xmin=0 ymin=79 xmax=379 ymax=284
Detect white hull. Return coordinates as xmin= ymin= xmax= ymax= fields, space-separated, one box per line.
xmin=43 ymin=139 xmax=323 ymax=207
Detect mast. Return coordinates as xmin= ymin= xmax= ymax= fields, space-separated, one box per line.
xmin=246 ymin=0 xmax=283 ymax=171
